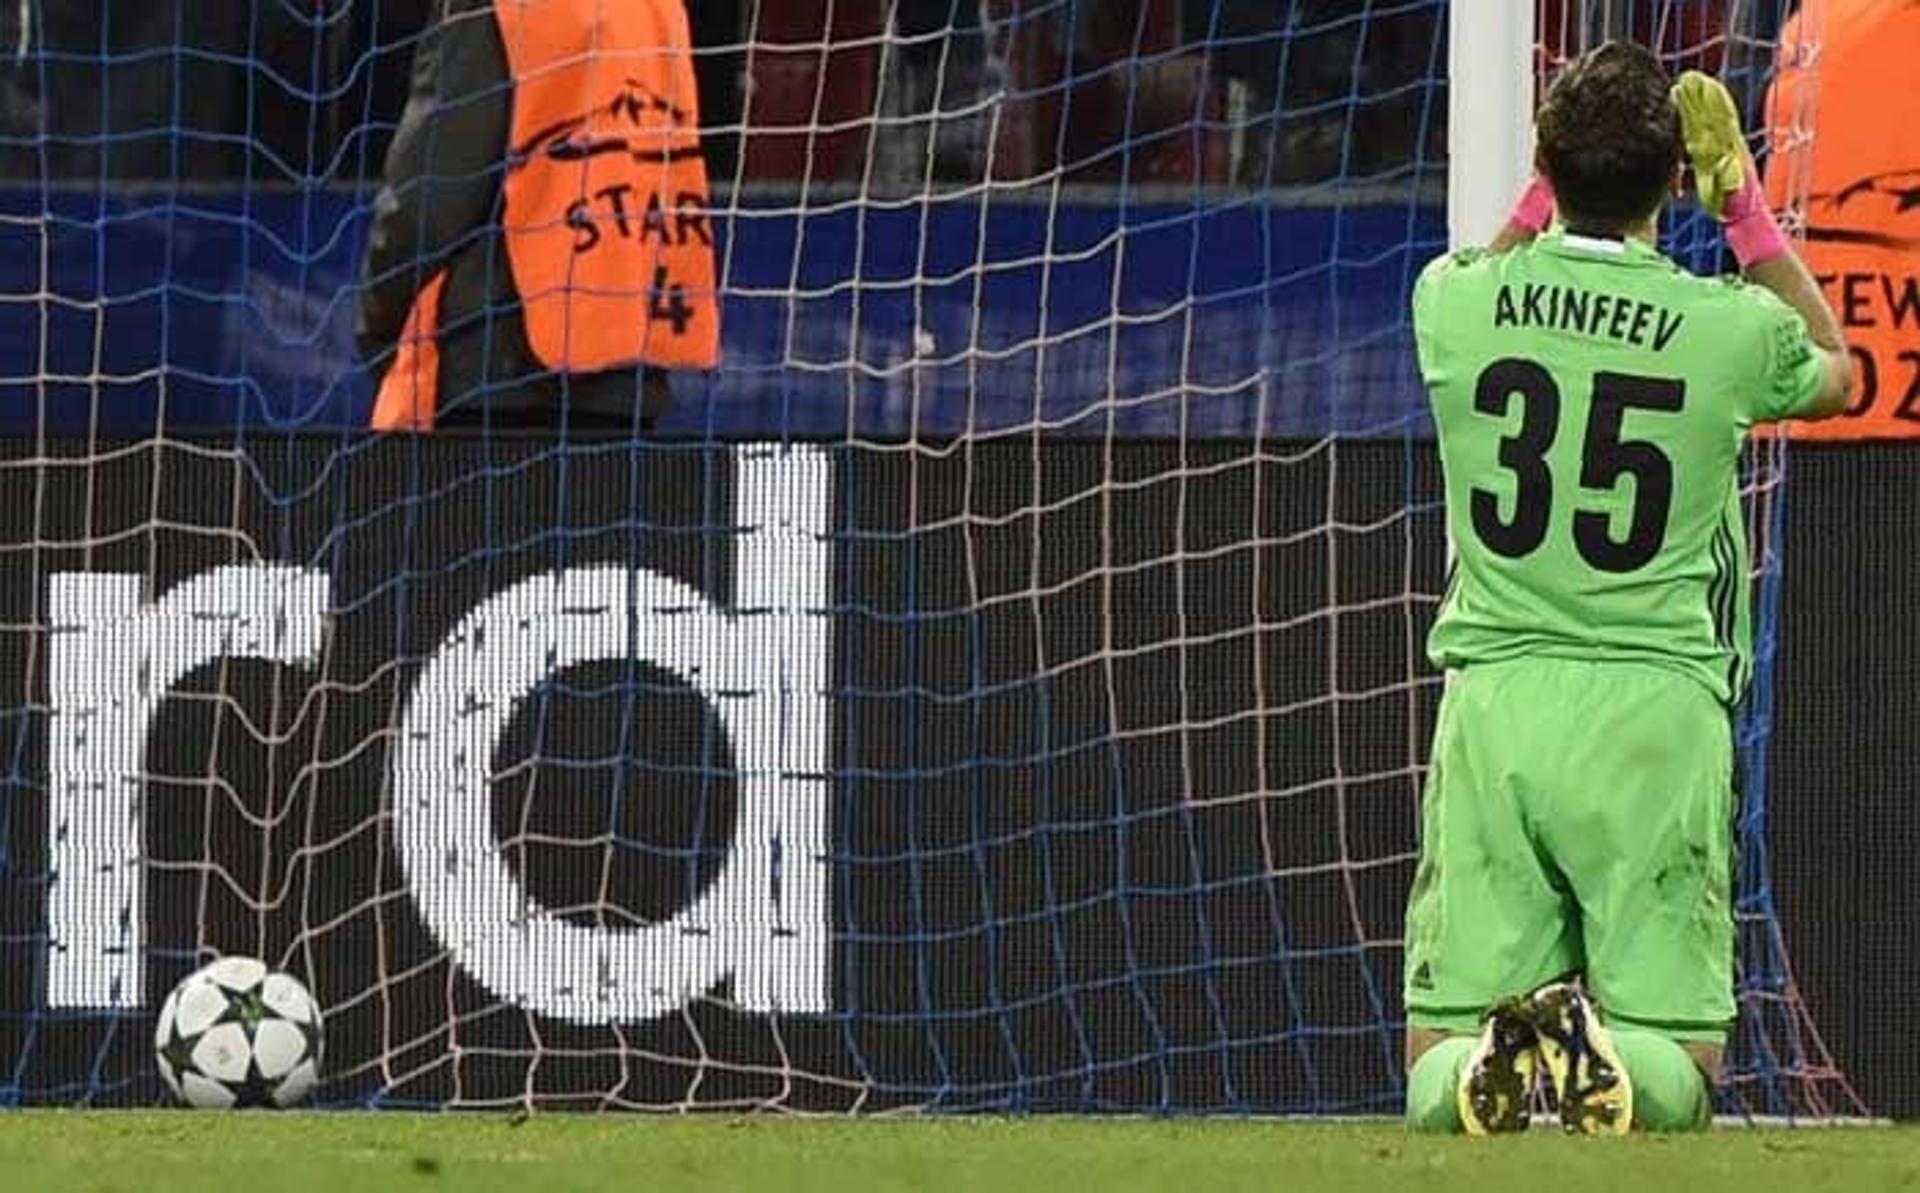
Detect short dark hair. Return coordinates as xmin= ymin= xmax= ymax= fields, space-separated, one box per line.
xmin=1535 ymin=42 xmax=1683 ymax=230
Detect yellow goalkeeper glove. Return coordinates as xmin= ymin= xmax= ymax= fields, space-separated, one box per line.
xmin=1671 ymin=70 xmax=1749 ymax=220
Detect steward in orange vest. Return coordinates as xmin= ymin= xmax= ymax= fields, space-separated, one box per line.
xmin=358 ymin=0 xmax=719 ymax=432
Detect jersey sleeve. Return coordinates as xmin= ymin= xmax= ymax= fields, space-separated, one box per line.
xmin=1734 ymin=282 xmax=1830 ymax=423
xmin=1411 ymin=248 xmax=1484 ymax=388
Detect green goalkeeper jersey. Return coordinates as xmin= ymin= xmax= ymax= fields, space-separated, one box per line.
xmin=1413 ymin=229 xmax=1829 ymax=703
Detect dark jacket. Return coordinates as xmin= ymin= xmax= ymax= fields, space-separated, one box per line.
xmin=357 ymin=0 xmax=672 ymax=429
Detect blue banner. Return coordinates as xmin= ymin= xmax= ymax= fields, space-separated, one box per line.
xmin=0 ymin=189 xmax=1444 ymax=438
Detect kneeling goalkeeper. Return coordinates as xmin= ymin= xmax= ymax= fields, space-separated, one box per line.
xmin=1402 ymin=43 xmax=1850 ymax=1134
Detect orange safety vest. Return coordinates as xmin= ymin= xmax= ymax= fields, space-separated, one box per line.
xmin=1765 ymin=0 xmax=1920 ymax=438
xmin=372 ymin=0 xmax=719 ymax=430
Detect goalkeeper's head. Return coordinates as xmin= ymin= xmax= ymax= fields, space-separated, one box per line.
xmin=1535 ymin=41 xmax=1685 ymax=236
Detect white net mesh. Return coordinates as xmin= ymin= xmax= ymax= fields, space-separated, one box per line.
xmin=0 ymin=0 xmax=1860 ymax=1116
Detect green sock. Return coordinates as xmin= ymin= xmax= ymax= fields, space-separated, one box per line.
xmin=1611 ymin=1028 xmax=1712 ymax=1132
xmin=1405 ymin=1037 xmax=1476 ymax=1133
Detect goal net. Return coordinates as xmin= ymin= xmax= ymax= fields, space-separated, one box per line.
xmin=0 ymin=0 xmax=1863 ymax=1116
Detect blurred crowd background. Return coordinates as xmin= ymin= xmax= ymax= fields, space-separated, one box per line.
xmin=0 ymin=0 xmax=1448 ymax=189
xmin=0 ymin=1 xmax=1801 ymax=191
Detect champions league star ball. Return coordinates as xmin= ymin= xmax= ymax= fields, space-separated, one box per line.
xmin=154 ymin=957 xmax=323 ymax=1108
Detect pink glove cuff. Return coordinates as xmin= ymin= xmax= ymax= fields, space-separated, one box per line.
xmin=1722 ymin=171 xmax=1789 ymax=268
xmin=1508 ymin=175 xmax=1557 ymax=234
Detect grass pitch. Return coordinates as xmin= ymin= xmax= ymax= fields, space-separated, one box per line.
xmin=0 ymin=1112 xmax=1912 ymax=1193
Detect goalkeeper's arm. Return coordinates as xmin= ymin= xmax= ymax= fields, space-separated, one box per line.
xmin=1674 ymin=70 xmax=1851 ymax=419
xmin=1487 ymin=176 xmax=1556 ymax=254
xmin=1743 ymin=250 xmax=1851 ymax=419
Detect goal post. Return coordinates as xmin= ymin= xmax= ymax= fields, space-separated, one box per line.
xmin=1447 ymin=0 xmax=1535 ymax=250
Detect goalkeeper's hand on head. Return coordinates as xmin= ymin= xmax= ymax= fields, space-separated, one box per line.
xmin=1672 ymin=69 xmax=1787 ymax=266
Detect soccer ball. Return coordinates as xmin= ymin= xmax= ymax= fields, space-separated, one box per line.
xmin=153 ymin=956 xmax=323 ymax=1109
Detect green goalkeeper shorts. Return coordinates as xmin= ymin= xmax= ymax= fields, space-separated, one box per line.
xmin=1403 ymin=656 xmax=1736 ymax=1044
